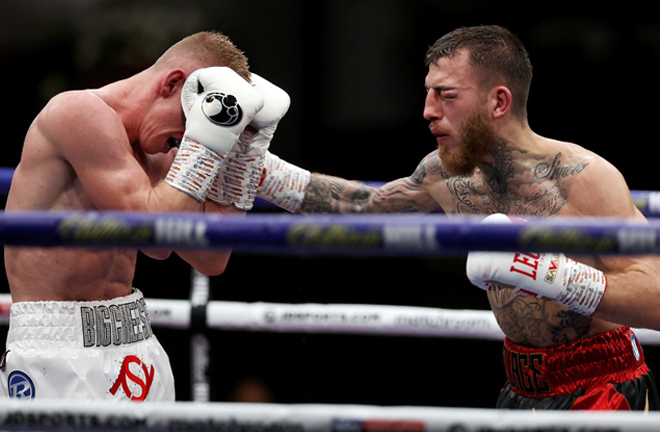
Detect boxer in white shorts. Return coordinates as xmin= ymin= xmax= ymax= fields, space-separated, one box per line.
xmin=1 ymin=289 xmax=174 ymax=401
xmin=2 ymin=31 xmax=289 ymax=401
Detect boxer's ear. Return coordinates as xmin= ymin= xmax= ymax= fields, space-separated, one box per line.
xmin=160 ymin=69 xmax=186 ymax=98
xmin=488 ymin=85 xmax=512 ymax=120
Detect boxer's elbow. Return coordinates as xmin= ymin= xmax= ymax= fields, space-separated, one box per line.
xmin=193 ymin=252 xmax=232 ymax=276
xmin=141 ymin=248 xmax=173 ymax=260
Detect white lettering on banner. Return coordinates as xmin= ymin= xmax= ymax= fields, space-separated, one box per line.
xmin=154 ymin=218 xmax=208 ymax=247
xmin=648 ymin=192 xmax=660 ymax=213
xmin=383 ymin=225 xmax=438 ymax=251
xmin=617 ymin=227 xmax=657 ymax=254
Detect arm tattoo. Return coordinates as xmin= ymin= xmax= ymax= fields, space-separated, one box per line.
xmin=300 ymin=176 xmax=361 ymax=213
xmin=301 ymin=175 xmax=432 ymax=213
xmin=301 ymin=151 xmax=441 ymax=214
xmin=411 ymin=151 xmax=444 ymax=183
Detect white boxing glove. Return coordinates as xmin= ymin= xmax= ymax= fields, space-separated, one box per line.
xmin=183 ymin=67 xmax=264 ymax=156
xmin=465 ymin=213 xmax=607 ymax=315
xmin=165 ymin=67 xmax=264 ymax=202
xmin=208 ymin=73 xmax=291 ymax=210
xmin=180 ymin=68 xmax=203 ymax=118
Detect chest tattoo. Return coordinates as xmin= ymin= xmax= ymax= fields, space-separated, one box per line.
xmin=535 ymin=153 xmax=588 ymax=180
xmin=444 ymin=141 xmax=588 ymax=218
xmin=441 ymin=140 xmax=593 ymax=345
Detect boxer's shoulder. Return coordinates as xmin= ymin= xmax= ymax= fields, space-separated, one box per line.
xmin=560 ymin=149 xmax=632 ymax=218
xmin=43 ymin=90 xmax=118 ymax=128
xmin=35 ymin=90 xmax=125 ymax=153
xmin=535 ymin=138 xmax=611 ymax=177
xmin=523 ymin=139 xmax=629 ymax=217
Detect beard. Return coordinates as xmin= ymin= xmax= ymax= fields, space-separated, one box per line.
xmin=438 ymin=104 xmax=499 ymax=177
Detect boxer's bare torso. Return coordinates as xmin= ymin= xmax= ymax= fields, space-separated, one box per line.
xmin=5 ymin=87 xmax=177 ymax=303
xmin=300 ymin=135 xmax=640 ymax=348
xmin=426 ymin=138 xmax=625 ymax=347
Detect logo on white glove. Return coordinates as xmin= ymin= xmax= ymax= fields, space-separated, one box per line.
xmin=202 ymin=92 xmax=243 ymax=127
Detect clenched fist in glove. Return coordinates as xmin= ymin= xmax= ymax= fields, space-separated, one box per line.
xmin=165 ymin=67 xmax=264 ymax=202
xmin=208 ymin=73 xmax=291 ymax=210
xmin=466 ymin=213 xmax=607 ymax=315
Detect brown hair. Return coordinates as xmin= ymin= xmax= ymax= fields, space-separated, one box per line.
xmin=426 ymin=25 xmax=532 ymax=120
xmin=155 ymin=31 xmax=250 ymax=81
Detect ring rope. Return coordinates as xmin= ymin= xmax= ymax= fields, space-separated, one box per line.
xmin=189 ymin=269 xmax=212 ymax=403
xmin=2 ymin=166 xmax=660 ymax=216
xmin=1 ymin=398 xmax=660 ymax=432
xmin=3 ymin=293 xmax=659 ymax=345
xmin=3 ymin=170 xmax=660 ymax=414
xmin=2 ymin=210 xmax=660 ymax=256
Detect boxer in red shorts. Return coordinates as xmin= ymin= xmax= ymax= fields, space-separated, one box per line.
xmin=499 ymin=326 xmax=658 ymax=410
xmin=249 ymin=25 xmax=660 ymax=410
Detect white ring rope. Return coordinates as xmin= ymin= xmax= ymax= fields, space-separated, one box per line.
xmin=1 ymin=399 xmax=659 ymax=432
xmin=3 ymin=293 xmax=660 ymax=345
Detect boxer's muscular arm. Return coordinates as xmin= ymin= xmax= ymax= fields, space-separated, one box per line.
xmin=136 ymin=152 xmax=239 ymax=274
xmin=172 ymin=201 xmax=243 ymax=275
xmin=467 ymin=157 xmax=660 ymax=330
xmin=44 ymin=91 xmax=200 ymax=213
xmin=43 ymin=91 xmax=229 ymax=275
xmin=140 ymin=204 xmax=238 ymax=275
xmin=572 ymin=160 xmax=660 ymax=330
xmin=300 ymin=151 xmax=441 ymax=214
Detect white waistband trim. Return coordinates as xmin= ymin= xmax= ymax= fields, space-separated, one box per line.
xmin=7 ymin=289 xmax=154 ymax=347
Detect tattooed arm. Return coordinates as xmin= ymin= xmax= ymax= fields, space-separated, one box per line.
xmin=300 ymin=151 xmax=442 ymax=214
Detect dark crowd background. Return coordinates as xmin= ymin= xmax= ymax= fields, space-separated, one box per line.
xmin=1 ymin=0 xmax=659 ymax=408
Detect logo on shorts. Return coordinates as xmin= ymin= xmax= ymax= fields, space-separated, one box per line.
xmin=109 ymin=355 xmax=155 ymax=402
xmin=7 ymin=371 xmax=35 ymax=399
xmin=632 ymin=334 xmax=641 ymax=361
xmin=202 ymin=92 xmax=243 ymax=127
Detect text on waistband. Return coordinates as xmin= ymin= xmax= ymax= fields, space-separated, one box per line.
xmin=81 ymin=298 xmax=153 ymax=348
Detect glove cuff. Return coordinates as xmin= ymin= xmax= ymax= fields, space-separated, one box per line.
xmin=238 ymin=126 xmax=275 ymax=157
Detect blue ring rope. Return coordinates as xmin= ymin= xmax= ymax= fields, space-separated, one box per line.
xmin=2 ymin=167 xmax=660 ymax=216
xmin=0 ymin=168 xmax=13 ymax=196
xmin=0 ymin=210 xmax=658 ymax=257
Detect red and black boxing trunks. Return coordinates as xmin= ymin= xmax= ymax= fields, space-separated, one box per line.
xmin=497 ymin=326 xmax=659 ymax=410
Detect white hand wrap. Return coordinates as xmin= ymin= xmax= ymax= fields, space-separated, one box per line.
xmin=256 ymin=152 xmax=311 ymax=213
xmin=164 ymin=138 xmax=224 ymax=202
xmin=465 ymin=213 xmax=607 ymax=316
xmin=208 ymin=151 xmax=265 ymax=210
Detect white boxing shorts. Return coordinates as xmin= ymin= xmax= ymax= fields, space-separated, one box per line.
xmin=0 ymin=289 xmax=175 ymax=402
